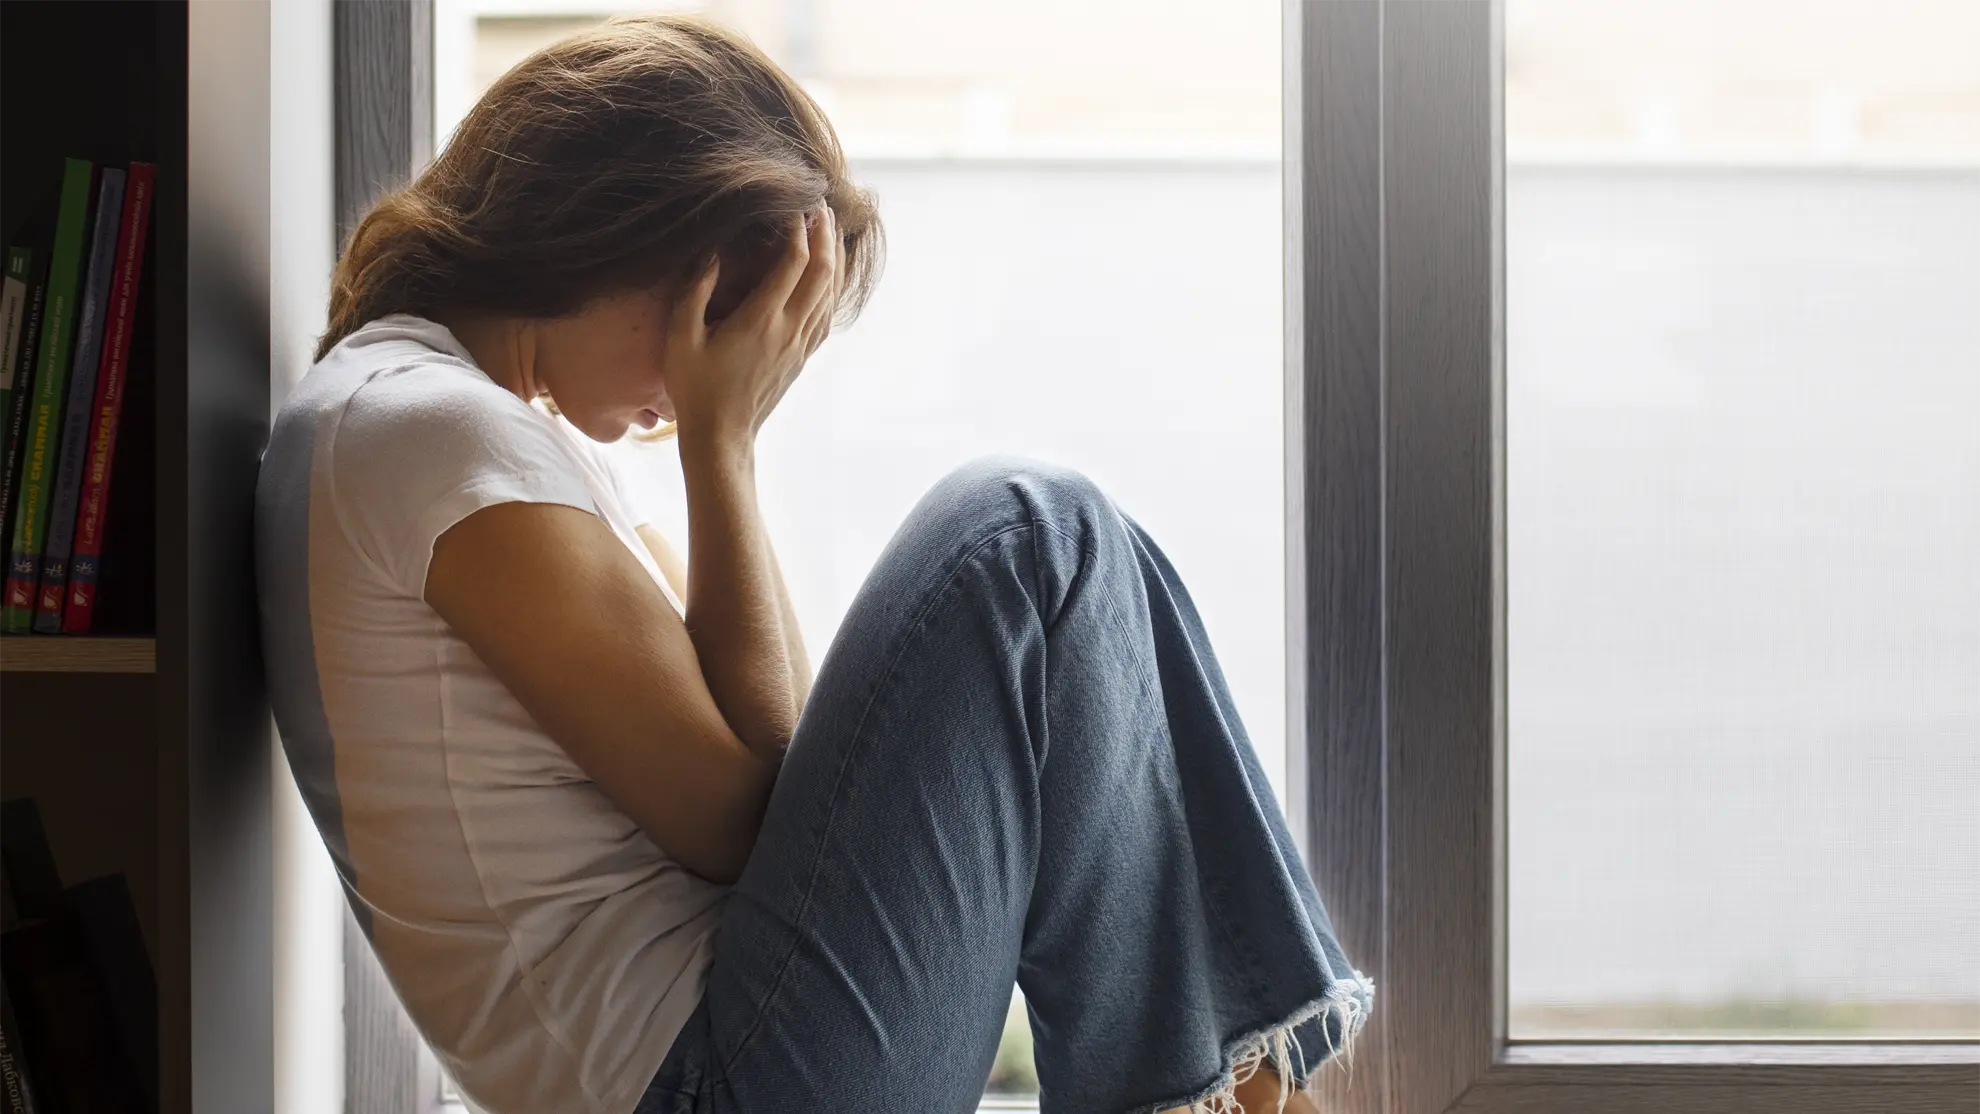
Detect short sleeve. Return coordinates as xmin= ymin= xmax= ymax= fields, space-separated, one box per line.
xmin=608 ymin=450 xmax=651 ymax=529
xmin=330 ymin=364 xmax=597 ymax=597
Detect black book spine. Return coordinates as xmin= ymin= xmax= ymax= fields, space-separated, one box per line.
xmin=67 ymin=877 xmax=154 ymax=1110
xmin=0 ymin=864 xmax=16 ymax=934
xmin=2 ymin=918 xmax=147 ymax=1114
xmin=0 ymin=803 xmax=62 ymax=923
xmin=0 ymin=269 xmax=48 ymax=555
xmin=0 ymin=979 xmax=42 ymax=1114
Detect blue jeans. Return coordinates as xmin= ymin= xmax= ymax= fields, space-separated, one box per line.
xmin=636 ymin=459 xmax=1371 ymax=1114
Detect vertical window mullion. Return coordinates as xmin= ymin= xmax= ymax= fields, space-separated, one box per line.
xmin=1288 ymin=2 xmax=1388 ymax=1112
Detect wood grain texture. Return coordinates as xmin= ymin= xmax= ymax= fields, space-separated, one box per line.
xmin=332 ymin=4 xmax=436 ymax=1110
xmin=333 ymin=0 xmax=434 ymax=247
xmin=154 ymin=5 xmax=195 ymax=1110
xmin=1481 ymin=1042 xmax=1980 ymax=1112
xmin=1382 ymin=2 xmax=1499 ymax=1112
xmin=0 ymin=635 xmax=158 ymax=672
xmin=1489 ymin=1061 xmax=1976 ymax=1087
xmin=1502 ymin=1043 xmax=1980 ymax=1069
xmin=1453 ymin=1081 xmax=1978 ymax=1114
xmin=1300 ymin=4 xmax=1980 ymax=1114
xmin=1289 ymin=2 xmax=1389 ymax=1114
xmin=345 ymin=905 xmax=424 ymax=1114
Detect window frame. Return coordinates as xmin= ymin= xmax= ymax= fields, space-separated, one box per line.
xmin=1285 ymin=3 xmax=1979 ymax=1112
xmin=331 ymin=3 xmax=439 ymax=1113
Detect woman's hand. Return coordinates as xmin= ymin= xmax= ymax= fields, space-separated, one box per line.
xmin=666 ymin=205 xmax=841 ymax=445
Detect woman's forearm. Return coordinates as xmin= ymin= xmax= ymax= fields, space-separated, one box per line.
xmin=763 ymin=534 xmax=814 ymax=710
xmin=678 ymin=430 xmax=799 ymax=762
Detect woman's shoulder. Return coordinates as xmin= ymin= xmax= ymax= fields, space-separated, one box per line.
xmin=277 ymin=316 xmax=544 ymax=450
xmin=266 ymin=314 xmax=590 ymax=531
xmin=261 ymin=315 xmax=597 ymax=596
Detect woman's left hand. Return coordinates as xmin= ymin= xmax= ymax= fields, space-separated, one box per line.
xmin=666 ymin=204 xmax=841 ymax=447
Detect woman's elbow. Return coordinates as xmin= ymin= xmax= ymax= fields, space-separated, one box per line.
xmin=660 ymin=762 xmax=773 ymax=885
xmin=671 ymin=816 xmax=759 ymax=885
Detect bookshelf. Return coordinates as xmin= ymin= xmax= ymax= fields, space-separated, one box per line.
xmin=2 ymin=3 xmax=271 ymax=1113
xmin=0 ymin=635 xmax=157 ymax=673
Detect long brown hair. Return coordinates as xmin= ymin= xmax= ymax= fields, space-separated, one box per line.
xmin=318 ymin=14 xmax=882 ymax=361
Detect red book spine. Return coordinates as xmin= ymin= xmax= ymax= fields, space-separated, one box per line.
xmin=61 ymin=163 xmax=151 ymax=634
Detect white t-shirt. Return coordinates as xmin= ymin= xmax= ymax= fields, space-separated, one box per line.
xmin=256 ymin=315 xmax=723 ymax=1114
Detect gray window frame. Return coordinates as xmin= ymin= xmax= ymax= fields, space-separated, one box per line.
xmin=1284 ymin=3 xmax=1979 ymax=1112
xmin=332 ymin=3 xmax=441 ymax=1113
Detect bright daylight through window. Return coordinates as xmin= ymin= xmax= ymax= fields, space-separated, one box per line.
xmin=434 ymin=0 xmax=1286 ymax=1103
xmin=1506 ymin=0 xmax=1979 ymax=1040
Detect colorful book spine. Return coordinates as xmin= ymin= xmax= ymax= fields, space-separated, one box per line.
xmin=3 ymin=159 xmax=94 ymax=633
xmin=0 ymin=802 xmax=49 ymax=1114
xmin=35 ymin=169 xmax=126 ymax=633
xmin=1 ymin=916 xmax=148 ymax=1114
xmin=0 ymin=253 xmax=28 ymax=463
xmin=62 ymin=165 xmax=153 ymax=634
xmin=0 ymin=978 xmax=43 ymax=1114
xmin=0 ymin=254 xmax=44 ymax=550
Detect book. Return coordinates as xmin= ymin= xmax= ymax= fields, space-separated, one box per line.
xmin=0 ymin=255 xmax=46 ymax=555
xmin=0 ymin=803 xmax=53 ymax=1114
xmin=0 ymin=801 xmax=63 ymax=923
xmin=0 ymin=978 xmax=43 ymax=1114
xmin=61 ymin=165 xmax=153 ymax=634
xmin=0 ymin=250 xmax=32 ymax=470
xmin=3 ymin=159 xmax=94 ymax=633
xmin=68 ymin=875 xmax=156 ymax=1109
xmin=1 ymin=918 xmax=148 ymax=1114
xmin=34 ymin=168 xmax=126 ymax=632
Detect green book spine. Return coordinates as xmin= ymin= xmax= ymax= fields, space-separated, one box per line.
xmin=4 ymin=159 xmax=93 ymax=633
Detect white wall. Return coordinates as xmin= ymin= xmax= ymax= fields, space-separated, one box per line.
xmin=270 ymin=1 xmax=344 ymax=1110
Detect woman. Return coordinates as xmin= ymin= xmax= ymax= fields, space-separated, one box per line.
xmin=258 ymin=15 xmax=1369 ymax=1114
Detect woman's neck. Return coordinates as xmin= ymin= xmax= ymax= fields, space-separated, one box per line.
xmin=438 ymin=314 xmax=539 ymax=403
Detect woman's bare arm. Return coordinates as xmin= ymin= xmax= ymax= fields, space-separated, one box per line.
xmin=662 ymin=207 xmax=838 ymax=752
xmin=426 ymin=501 xmax=774 ymax=883
xmin=637 ymin=524 xmax=690 ymax=600
xmin=764 ymin=529 xmax=813 ymax=710
xmin=420 ymin=211 xmax=837 ymax=882
xmin=637 ymin=520 xmax=811 ymax=712
xmin=676 ymin=433 xmax=801 ymax=759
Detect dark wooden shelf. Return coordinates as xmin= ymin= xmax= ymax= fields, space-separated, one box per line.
xmin=0 ymin=635 xmax=157 ymax=673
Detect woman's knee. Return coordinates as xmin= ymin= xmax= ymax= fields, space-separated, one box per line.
xmin=928 ymin=455 xmax=1115 ymax=534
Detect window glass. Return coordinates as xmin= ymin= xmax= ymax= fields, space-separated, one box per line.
xmin=435 ymin=0 xmax=1284 ymax=1099
xmin=1506 ymin=0 xmax=1980 ymax=1039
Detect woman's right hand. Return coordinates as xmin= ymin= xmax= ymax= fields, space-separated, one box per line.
xmin=665 ymin=204 xmax=841 ymax=446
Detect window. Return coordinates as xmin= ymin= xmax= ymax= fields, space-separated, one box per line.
xmin=1503 ymin=0 xmax=1980 ymax=1041
xmin=422 ymin=1 xmax=1290 ymax=1109
xmin=1293 ymin=2 xmax=1977 ymax=1111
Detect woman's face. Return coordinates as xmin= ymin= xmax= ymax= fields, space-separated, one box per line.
xmin=530 ymin=260 xmax=769 ymax=442
xmin=531 ymin=286 xmax=680 ymax=442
